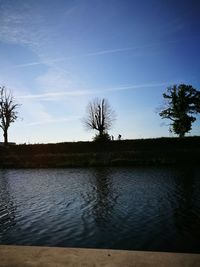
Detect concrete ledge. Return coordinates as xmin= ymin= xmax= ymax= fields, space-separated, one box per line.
xmin=0 ymin=245 xmax=199 ymax=267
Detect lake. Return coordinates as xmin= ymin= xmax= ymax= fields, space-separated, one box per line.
xmin=0 ymin=167 xmax=200 ymax=253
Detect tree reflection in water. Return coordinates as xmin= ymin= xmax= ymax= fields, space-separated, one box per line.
xmin=0 ymin=171 xmax=16 ymax=239
xmin=173 ymin=167 xmax=200 ymax=252
xmin=91 ymin=168 xmax=117 ymax=227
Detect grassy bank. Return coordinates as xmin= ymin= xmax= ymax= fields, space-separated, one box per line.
xmin=0 ymin=136 xmax=199 ymax=168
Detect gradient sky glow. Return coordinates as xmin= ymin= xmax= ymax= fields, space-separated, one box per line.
xmin=0 ymin=0 xmax=200 ymax=143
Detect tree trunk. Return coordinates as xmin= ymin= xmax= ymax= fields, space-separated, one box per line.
xmin=99 ymin=130 xmax=105 ymax=137
xmin=179 ymin=132 xmax=185 ymax=138
xmin=4 ymin=129 xmax=8 ymax=144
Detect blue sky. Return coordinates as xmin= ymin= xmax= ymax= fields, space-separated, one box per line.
xmin=0 ymin=0 xmax=200 ymax=143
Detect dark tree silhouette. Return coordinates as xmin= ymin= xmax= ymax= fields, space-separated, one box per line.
xmin=83 ymin=98 xmax=116 ymax=140
xmin=159 ymin=84 xmax=200 ymax=137
xmin=0 ymin=86 xmax=20 ymax=144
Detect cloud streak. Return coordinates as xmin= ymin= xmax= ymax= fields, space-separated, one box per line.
xmin=27 ymin=116 xmax=81 ymax=126
xmin=17 ymin=90 xmax=93 ymax=99
xmin=17 ymin=81 xmax=175 ymax=100
xmin=12 ymin=36 xmax=200 ymax=69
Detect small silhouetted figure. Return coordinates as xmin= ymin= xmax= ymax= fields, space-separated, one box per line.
xmin=111 ymin=135 xmax=114 ymax=141
xmin=118 ymin=134 xmax=121 ymax=140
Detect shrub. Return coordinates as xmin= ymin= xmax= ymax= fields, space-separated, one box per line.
xmin=93 ymin=132 xmax=111 ymax=142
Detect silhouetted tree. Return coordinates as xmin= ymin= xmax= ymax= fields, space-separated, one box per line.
xmin=83 ymin=98 xmax=116 ymax=141
xmin=159 ymin=84 xmax=200 ymax=137
xmin=0 ymin=86 xmax=20 ymax=144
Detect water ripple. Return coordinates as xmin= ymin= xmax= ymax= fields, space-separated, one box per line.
xmin=0 ymin=166 xmax=199 ymax=252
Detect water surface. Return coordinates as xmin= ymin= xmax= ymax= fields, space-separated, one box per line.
xmin=0 ymin=167 xmax=200 ymax=252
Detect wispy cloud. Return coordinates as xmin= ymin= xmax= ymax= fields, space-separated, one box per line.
xmin=17 ymin=81 xmax=175 ymax=100
xmin=13 ymin=47 xmax=135 ymax=68
xmin=105 ymin=82 xmax=173 ymax=92
xmin=17 ymin=90 xmax=93 ymax=100
xmin=20 ymin=96 xmax=81 ymax=127
xmin=13 ymin=58 xmax=68 ymax=68
xmin=0 ymin=1 xmax=46 ymax=51
xmin=27 ymin=116 xmax=80 ymax=126
xmin=35 ymin=67 xmax=72 ymax=93
xmin=12 ymin=36 xmax=200 ymax=69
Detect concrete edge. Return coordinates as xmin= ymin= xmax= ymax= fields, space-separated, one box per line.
xmin=0 ymin=245 xmax=200 ymax=267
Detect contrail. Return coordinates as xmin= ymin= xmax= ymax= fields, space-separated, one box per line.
xmin=17 ymin=81 xmax=175 ymax=100
xmin=13 ymin=36 xmax=199 ymax=68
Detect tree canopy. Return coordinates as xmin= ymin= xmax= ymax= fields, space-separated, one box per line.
xmin=159 ymin=84 xmax=200 ymax=137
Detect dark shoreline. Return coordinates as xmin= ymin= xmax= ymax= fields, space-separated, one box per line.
xmin=0 ymin=136 xmax=199 ymax=168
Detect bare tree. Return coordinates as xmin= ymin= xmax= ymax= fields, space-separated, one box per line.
xmin=83 ymin=98 xmax=116 ymax=139
xmin=0 ymin=86 xmax=20 ymax=144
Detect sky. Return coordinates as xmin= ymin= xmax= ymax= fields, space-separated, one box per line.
xmin=0 ymin=0 xmax=200 ymax=143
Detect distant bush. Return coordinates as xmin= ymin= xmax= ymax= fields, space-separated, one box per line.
xmin=93 ymin=132 xmax=111 ymax=142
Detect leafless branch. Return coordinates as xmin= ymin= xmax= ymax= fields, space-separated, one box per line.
xmin=83 ymin=98 xmax=116 ymax=136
